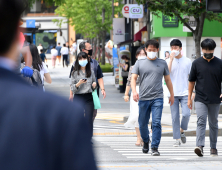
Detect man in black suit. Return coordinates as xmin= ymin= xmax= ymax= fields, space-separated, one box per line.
xmin=0 ymin=0 xmax=97 ymax=169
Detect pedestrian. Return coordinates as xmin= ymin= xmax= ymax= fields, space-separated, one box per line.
xmin=70 ymin=52 xmax=97 ymax=137
xmin=165 ymin=51 xmax=170 ymax=60
xmin=119 ymin=55 xmax=130 ymax=92
xmin=69 ymin=41 xmax=106 ymax=124
xmin=56 ymin=43 xmax=62 ymax=65
xmin=50 ymin=46 xmax=58 ymax=68
xmin=40 ymin=49 xmax=46 ymax=62
xmin=37 ymin=43 xmax=43 ymax=54
xmin=72 ymin=40 xmax=77 ymax=57
xmin=61 ymin=44 xmax=69 ymax=67
xmin=124 ymin=47 xmax=147 ymax=146
xmin=131 ymin=39 xmax=174 ymax=156
xmin=0 ymin=0 xmax=97 ymax=169
xmin=166 ymin=39 xmax=192 ymax=147
xmin=188 ymin=38 xmax=222 ymax=157
xmin=29 ymin=44 xmax=52 ymax=91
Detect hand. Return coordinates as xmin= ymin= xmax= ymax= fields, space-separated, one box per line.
xmin=21 ymin=66 xmax=33 ymax=77
xmin=69 ymin=95 xmax=73 ymax=102
xmin=78 ymin=79 xmax=87 ymax=85
xmin=101 ymin=89 xmax=106 ymax=99
xmin=92 ymin=82 xmax=96 ymax=89
xmin=124 ymin=96 xmax=129 ymax=102
xmin=168 ymin=95 xmax=174 ymax=106
xmin=220 ymin=94 xmax=222 ymax=102
xmin=191 ymin=93 xmax=195 ymax=101
xmin=187 ymin=99 xmax=192 ymax=110
xmin=133 ymin=92 xmax=139 ymax=102
xmin=169 ymin=52 xmax=176 ymax=61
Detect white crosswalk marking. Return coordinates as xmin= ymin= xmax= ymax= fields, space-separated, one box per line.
xmin=94 ymin=137 xmax=222 ymax=161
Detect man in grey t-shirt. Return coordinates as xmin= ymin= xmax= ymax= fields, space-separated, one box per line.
xmin=131 ymin=39 xmax=174 ymax=156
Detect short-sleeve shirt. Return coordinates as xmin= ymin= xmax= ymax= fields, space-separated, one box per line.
xmin=166 ymin=56 xmax=192 ymax=97
xmin=189 ymin=57 xmax=222 ymax=104
xmin=40 ymin=53 xmax=46 ymax=62
xmin=56 ymin=46 xmax=62 ymax=56
xmin=132 ymin=58 xmax=169 ymax=101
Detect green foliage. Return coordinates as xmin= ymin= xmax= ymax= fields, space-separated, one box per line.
xmin=99 ymin=63 xmax=113 ymax=73
xmin=54 ymin=0 xmax=123 ymax=39
xmin=136 ymin=0 xmax=222 ymax=32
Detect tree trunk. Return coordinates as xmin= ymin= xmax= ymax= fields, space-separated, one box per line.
xmin=93 ymin=38 xmax=97 ymax=59
xmin=97 ymin=35 xmax=100 ymax=61
xmin=193 ymin=12 xmax=206 ymax=58
xmin=101 ymin=7 xmax=106 ymax=65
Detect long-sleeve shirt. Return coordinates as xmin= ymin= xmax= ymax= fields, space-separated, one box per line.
xmin=126 ymin=65 xmax=140 ymax=86
xmin=70 ymin=70 xmax=96 ymax=94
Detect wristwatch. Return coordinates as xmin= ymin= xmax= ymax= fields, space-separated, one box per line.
xmin=101 ymin=89 xmax=105 ymax=91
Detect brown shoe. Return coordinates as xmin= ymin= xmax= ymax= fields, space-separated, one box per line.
xmin=194 ymin=146 xmax=204 ymax=157
xmin=210 ymin=148 xmax=218 ymax=157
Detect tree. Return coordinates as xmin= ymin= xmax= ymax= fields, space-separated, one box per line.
xmin=136 ymin=0 xmax=222 ymax=58
xmin=54 ymin=0 xmax=123 ymax=65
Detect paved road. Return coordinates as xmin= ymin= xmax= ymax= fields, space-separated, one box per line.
xmin=45 ymin=64 xmax=222 ymax=169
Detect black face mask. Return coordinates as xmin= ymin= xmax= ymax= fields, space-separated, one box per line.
xmin=86 ymin=49 xmax=93 ymax=56
xmin=204 ymin=53 xmax=214 ymax=59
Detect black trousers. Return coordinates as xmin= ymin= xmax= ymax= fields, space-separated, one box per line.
xmin=73 ymin=93 xmax=94 ymax=137
xmin=63 ymin=55 xmax=68 ymax=67
xmin=123 ymin=77 xmax=128 ymax=92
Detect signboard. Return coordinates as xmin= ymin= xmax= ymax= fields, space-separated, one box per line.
xmin=26 ymin=20 xmax=36 ymax=28
xmin=122 ymin=4 xmax=143 ymax=19
xmin=183 ymin=16 xmax=197 ymax=32
xmin=113 ymin=47 xmax=119 ymax=88
xmin=113 ymin=18 xmax=125 ymax=45
xmin=122 ymin=4 xmax=130 ymax=18
xmin=162 ymin=15 xmax=178 ymax=27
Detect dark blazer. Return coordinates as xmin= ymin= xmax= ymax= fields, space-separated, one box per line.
xmin=0 ymin=67 xmax=97 ymax=170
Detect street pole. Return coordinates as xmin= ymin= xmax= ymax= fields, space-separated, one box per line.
xmin=102 ymin=7 xmax=106 ymax=65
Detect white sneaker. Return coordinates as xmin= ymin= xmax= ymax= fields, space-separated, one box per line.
xmin=173 ymin=140 xmax=181 ymax=147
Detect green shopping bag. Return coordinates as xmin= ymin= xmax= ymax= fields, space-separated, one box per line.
xmin=92 ymin=90 xmax=101 ymax=109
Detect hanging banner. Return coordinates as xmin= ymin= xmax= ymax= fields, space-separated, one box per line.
xmin=113 ymin=18 xmax=125 ymax=45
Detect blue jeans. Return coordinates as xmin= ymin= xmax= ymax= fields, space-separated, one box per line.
xmin=139 ymin=98 xmax=163 ymax=148
xmin=170 ymin=96 xmax=190 ymax=139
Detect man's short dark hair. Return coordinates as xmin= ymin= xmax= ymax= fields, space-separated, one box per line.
xmin=0 ymin=0 xmax=26 ymax=55
xmin=170 ymin=39 xmax=182 ymax=48
xmin=145 ymin=39 xmax=159 ymax=49
xmin=201 ymin=39 xmax=216 ymax=50
xmin=53 ymin=46 xmax=56 ymax=48
xmin=79 ymin=41 xmax=89 ymax=52
xmin=58 ymin=43 xmax=60 ymax=45
xmin=63 ymin=44 xmax=66 ymax=47
xmin=40 ymin=49 xmax=43 ymax=53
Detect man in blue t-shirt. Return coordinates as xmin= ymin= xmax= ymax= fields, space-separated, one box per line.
xmin=56 ymin=43 xmax=62 ymax=65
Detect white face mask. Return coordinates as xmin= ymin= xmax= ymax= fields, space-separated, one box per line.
xmin=138 ymin=55 xmax=146 ymax=60
xmin=171 ymin=50 xmax=180 ymax=57
xmin=147 ymin=52 xmax=157 ymax=59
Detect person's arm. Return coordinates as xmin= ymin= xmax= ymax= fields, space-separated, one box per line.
xmin=91 ymin=72 xmax=97 ymax=90
xmin=124 ymin=86 xmax=131 ymax=102
xmin=122 ymin=63 xmax=129 ymax=71
xmin=97 ymin=65 xmax=106 ymax=99
xmin=188 ymin=82 xmax=195 ymax=109
xmin=131 ymin=74 xmax=139 ymax=102
xmin=44 ymin=73 xmax=52 ymax=84
xmin=164 ymin=75 xmax=174 ymax=106
xmin=69 ymin=89 xmax=74 ymax=101
xmin=167 ymin=51 xmax=175 ymax=73
xmin=20 ymin=46 xmax=32 ymax=67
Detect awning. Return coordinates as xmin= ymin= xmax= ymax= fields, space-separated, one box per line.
xmin=134 ymin=26 xmax=147 ymax=42
xmin=117 ymin=39 xmax=134 ymax=47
